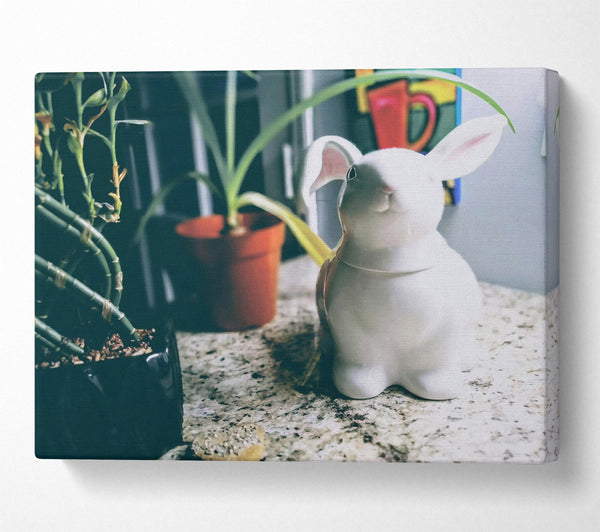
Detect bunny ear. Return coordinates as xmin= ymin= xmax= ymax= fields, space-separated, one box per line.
xmin=300 ymin=136 xmax=362 ymax=194
xmin=297 ymin=136 xmax=362 ymax=236
xmin=310 ymin=142 xmax=357 ymax=193
xmin=426 ymin=114 xmax=507 ymax=181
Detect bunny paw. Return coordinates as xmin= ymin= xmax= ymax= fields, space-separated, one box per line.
xmin=403 ymin=369 xmax=462 ymax=400
xmin=333 ymin=360 xmax=389 ymax=399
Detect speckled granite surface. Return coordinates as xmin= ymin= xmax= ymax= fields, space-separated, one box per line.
xmin=164 ymin=255 xmax=558 ymax=462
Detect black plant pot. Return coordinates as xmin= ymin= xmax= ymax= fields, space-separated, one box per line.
xmin=35 ymin=322 xmax=183 ymax=459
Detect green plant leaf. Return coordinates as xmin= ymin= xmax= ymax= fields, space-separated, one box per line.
xmin=231 ymin=69 xmax=515 ymax=201
xmin=173 ymin=72 xmax=229 ymax=188
xmin=83 ymin=88 xmax=107 ymax=108
xmin=131 ymin=171 xmax=220 ymax=246
xmin=236 ymin=191 xmax=332 ymax=266
xmin=107 ymin=76 xmax=131 ymax=112
xmin=66 ymin=130 xmax=82 ymax=155
xmin=114 ymin=119 xmax=152 ymax=130
xmin=242 ymin=70 xmax=260 ymax=81
xmin=99 ymin=72 xmax=109 ymax=95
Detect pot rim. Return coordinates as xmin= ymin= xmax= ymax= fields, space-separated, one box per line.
xmin=174 ymin=211 xmax=284 ymax=241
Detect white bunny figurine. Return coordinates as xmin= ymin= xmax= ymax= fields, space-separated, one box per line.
xmin=304 ymin=114 xmax=507 ymax=400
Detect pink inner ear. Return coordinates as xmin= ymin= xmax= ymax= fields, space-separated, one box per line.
xmin=446 ymin=133 xmax=492 ymax=162
xmin=311 ymin=146 xmax=351 ymax=192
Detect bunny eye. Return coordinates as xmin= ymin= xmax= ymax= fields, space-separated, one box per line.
xmin=346 ymin=166 xmax=357 ymax=181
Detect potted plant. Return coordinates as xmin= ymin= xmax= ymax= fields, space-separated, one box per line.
xmin=135 ymin=69 xmax=514 ymax=331
xmin=34 ymin=72 xmax=183 ymax=459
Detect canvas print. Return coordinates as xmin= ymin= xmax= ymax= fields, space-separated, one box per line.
xmin=34 ymin=68 xmax=559 ymax=462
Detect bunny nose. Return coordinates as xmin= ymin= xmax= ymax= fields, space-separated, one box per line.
xmin=381 ymin=185 xmax=395 ymax=195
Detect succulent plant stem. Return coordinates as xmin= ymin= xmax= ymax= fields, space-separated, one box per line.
xmin=36 ymin=203 xmax=112 ymax=300
xmin=35 ymin=256 xmax=139 ymax=343
xmin=35 ymin=186 xmax=123 ymax=307
xmin=34 ymin=317 xmax=85 ymax=357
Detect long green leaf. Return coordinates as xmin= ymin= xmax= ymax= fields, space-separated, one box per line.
xmin=242 ymin=70 xmax=260 ymax=82
xmin=173 ymin=72 xmax=229 ymax=187
xmin=131 ymin=171 xmax=219 ymax=246
xmin=231 ymin=69 xmax=515 ymax=200
xmin=236 ymin=192 xmax=332 ymax=266
xmin=114 ymin=119 xmax=152 ymax=127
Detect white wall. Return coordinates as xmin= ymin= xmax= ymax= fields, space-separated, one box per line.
xmin=3 ymin=1 xmax=599 ymax=531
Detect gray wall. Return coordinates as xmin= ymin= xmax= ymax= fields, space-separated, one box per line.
xmin=438 ymin=68 xmax=559 ymax=294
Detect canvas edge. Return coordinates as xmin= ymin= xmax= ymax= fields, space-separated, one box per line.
xmin=543 ymin=69 xmax=560 ymax=462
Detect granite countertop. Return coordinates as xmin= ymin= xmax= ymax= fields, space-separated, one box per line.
xmin=163 ymin=255 xmax=558 ymax=463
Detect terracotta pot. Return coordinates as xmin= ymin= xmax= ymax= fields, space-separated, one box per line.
xmin=175 ymin=212 xmax=285 ymax=331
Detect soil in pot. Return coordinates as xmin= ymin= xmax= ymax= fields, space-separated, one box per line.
xmin=175 ymin=211 xmax=285 ymax=331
